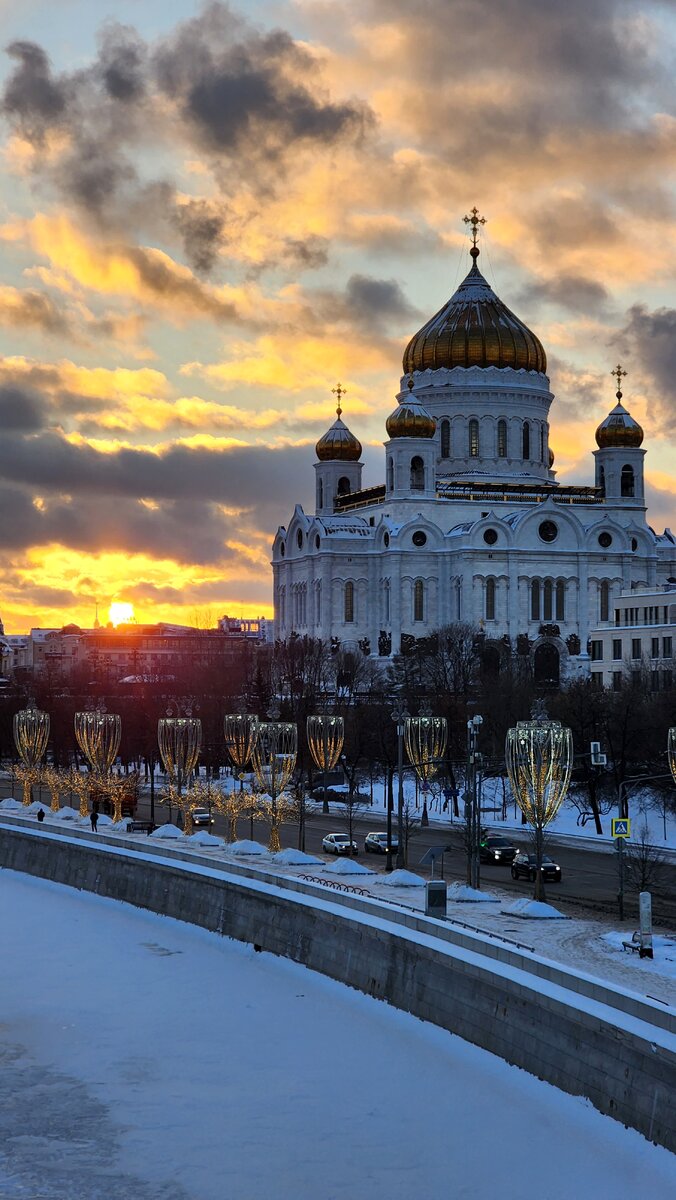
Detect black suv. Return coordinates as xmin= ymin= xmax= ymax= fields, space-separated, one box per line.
xmin=511 ymin=852 xmax=562 ymax=882
xmin=479 ymin=833 xmax=518 ymax=865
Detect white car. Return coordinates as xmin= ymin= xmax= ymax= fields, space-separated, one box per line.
xmin=322 ymin=832 xmax=358 ymax=856
xmin=191 ymin=808 xmax=214 ymax=828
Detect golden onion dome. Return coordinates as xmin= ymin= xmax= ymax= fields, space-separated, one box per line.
xmin=386 ymin=378 xmax=436 ymax=439
xmin=315 ymin=392 xmax=362 ymax=461
xmin=548 ymin=447 xmax=555 ymax=468
xmin=403 ymin=246 xmax=547 ymax=375
xmin=595 ymin=401 xmax=644 ymax=449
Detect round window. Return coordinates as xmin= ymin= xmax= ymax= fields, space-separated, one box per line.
xmin=483 ymin=528 xmax=498 ymax=546
xmin=631 ymin=537 xmax=638 ymax=552
xmin=538 ymin=520 xmax=558 ymax=543
xmin=598 ymin=531 xmax=612 ymax=548
xmin=315 ymin=535 xmax=320 ymax=550
xmin=296 ymin=530 xmax=303 ymax=549
xmin=412 ymin=530 xmax=427 ymax=547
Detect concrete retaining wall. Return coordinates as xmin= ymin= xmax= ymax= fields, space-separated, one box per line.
xmin=2 ymin=822 xmax=675 ymax=1151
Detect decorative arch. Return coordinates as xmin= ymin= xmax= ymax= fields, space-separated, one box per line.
xmin=534 ymin=642 xmax=560 ymax=687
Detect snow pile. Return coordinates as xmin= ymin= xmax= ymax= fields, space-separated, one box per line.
xmin=149 ymin=823 xmax=183 ymax=840
xmin=448 ymin=883 xmax=500 ymax=903
xmin=273 ymin=848 xmax=324 ymax=866
xmin=373 ymin=869 xmax=425 ymax=887
xmin=95 ymin=814 xmax=114 ymax=827
xmin=227 ymin=840 xmax=270 ymax=856
xmin=501 ymin=898 xmax=567 ymax=919
xmin=600 ymin=932 xmax=676 ymax=979
xmin=0 ymin=797 xmax=23 ymax=812
xmin=189 ymin=831 xmax=221 ymax=848
xmin=324 ymin=857 xmax=375 ymax=876
xmin=25 ymin=800 xmax=46 ymax=814
xmin=49 ymin=806 xmax=81 ymax=821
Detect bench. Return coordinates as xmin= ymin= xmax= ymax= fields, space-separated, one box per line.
xmin=622 ymin=931 xmax=641 ymax=953
xmin=127 ymin=820 xmax=155 ymax=835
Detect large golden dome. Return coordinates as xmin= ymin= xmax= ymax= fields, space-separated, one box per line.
xmin=595 ymin=401 xmax=644 ymax=449
xmin=315 ymin=411 xmax=362 ymax=461
xmin=386 ymin=379 xmax=436 ymax=439
xmin=403 ymin=247 xmax=547 ymax=374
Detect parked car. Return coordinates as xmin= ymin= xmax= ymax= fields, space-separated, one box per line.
xmin=322 ymin=832 xmax=358 ymax=855
xmin=479 ymin=833 xmax=518 ymax=864
xmin=364 ymin=831 xmax=399 ymax=855
xmin=511 ymin=852 xmax=562 ymax=882
xmin=191 ymin=808 xmax=215 ymax=828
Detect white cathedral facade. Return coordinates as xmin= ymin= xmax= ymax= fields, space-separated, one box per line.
xmin=272 ymin=230 xmax=676 ymax=685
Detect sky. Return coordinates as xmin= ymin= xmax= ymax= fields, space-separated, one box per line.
xmin=2 ymin=866 xmax=676 ymax=1198
xmin=1 ymin=0 xmax=676 ymax=632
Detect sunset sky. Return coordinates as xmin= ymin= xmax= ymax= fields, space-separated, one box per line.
xmin=1 ymin=0 xmax=676 ymax=633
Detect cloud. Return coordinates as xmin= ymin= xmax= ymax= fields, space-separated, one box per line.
xmin=519 ymin=274 xmax=610 ymax=316
xmin=618 ymin=303 xmax=676 ymax=431
xmin=343 ymin=273 xmax=418 ymax=332
xmin=0 ymin=385 xmax=46 ymax=431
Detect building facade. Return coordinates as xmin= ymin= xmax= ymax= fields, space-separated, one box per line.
xmin=272 ymin=235 xmax=676 ymax=685
xmin=589 ymin=585 xmax=676 ymax=690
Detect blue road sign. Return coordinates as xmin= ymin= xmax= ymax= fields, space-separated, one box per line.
xmin=611 ymin=817 xmax=631 ymax=838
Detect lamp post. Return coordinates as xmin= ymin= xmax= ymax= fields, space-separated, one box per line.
xmin=465 ymin=716 xmax=483 ymax=889
xmin=404 ymin=710 xmax=448 ymax=832
xmin=505 ymin=711 xmax=573 ymax=902
xmin=307 ymin=714 xmax=344 ymax=823
xmin=224 ymin=712 xmax=259 ymax=839
xmin=250 ymin=720 xmax=298 ymax=852
xmin=391 ymin=698 xmax=410 ymax=870
xmin=74 ymin=709 xmax=122 ymax=819
xmin=13 ymin=702 xmax=50 ymax=806
xmin=157 ymin=716 xmax=202 ymax=834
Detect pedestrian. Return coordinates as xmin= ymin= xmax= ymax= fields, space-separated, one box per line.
xmin=90 ymin=802 xmax=99 ymax=833
xmin=37 ymin=808 xmax=45 ymax=823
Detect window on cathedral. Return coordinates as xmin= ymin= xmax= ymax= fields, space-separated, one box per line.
xmin=621 ymin=465 xmax=635 ymax=497
xmin=598 ymin=531 xmax=612 ymax=548
xmin=344 ymin=581 xmax=354 ymax=623
xmin=469 ymin=419 xmax=479 ymax=457
xmin=555 ymin=580 xmax=565 ymax=621
xmin=485 ymin=577 xmax=496 ymax=621
xmin=543 ymin=579 xmax=553 ymax=621
xmin=530 ymin=580 xmax=540 ymax=621
xmin=383 ymin=581 xmax=390 ymax=623
xmin=540 ymin=424 xmax=545 ymax=461
xmin=317 ymin=479 xmax=323 ymax=508
xmin=296 ymin=530 xmax=303 ymax=549
xmin=440 ymin=419 xmax=450 ymax=459
xmin=598 ymin=465 xmax=606 ymax=494
xmin=522 ymin=421 xmax=530 ymax=460
xmin=483 ymin=528 xmax=498 ymax=545
xmin=410 ymin=456 xmax=425 ymax=490
xmin=337 ymin=476 xmax=350 ymax=495
xmin=412 ymin=530 xmax=427 ymax=547
xmin=538 ymin=520 xmax=558 ymax=543
xmin=316 ymin=582 xmax=321 ymax=624
xmin=387 ymin=458 xmax=394 ymax=492
xmin=413 ymin=579 xmax=424 ymax=622
xmin=600 ymin=581 xmax=610 ymax=623
xmin=497 ymin=420 xmax=507 ymax=458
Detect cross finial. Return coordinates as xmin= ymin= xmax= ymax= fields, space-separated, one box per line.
xmin=463 ymin=206 xmax=486 ymax=257
xmin=611 ymin=363 xmax=627 ymax=401
xmin=332 ymin=382 xmax=346 ymax=417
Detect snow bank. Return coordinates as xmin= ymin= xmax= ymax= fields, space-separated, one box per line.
xmin=324 ymin=858 xmax=375 ymax=876
xmin=0 ymin=797 xmax=23 ymax=812
xmin=273 ymin=848 xmax=324 ymax=866
xmin=501 ymin=898 xmax=568 ymax=919
xmin=189 ymin=831 xmax=222 ymax=847
xmin=448 ymin=883 xmax=500 ymax=903
xmin=600 ymin=932 xmax=676 ymax=979
xmin=149 ymin=823 xmax=183 ymax=840
xmin=227 ymin=839 xmax=270 ymax=856
xmin=49 ymin=806 xmax=81 ymax=821
xmin=373 ymin=869 xmax=425 ymax=887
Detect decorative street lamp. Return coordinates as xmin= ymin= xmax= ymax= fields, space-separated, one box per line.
xmin=668 ymin=728 xmax=676 ymax=788
xmin=13 ymin=702 xmax=50 ymax=806
xmin=74 ymin=710 xmax=122 ymax=819
xmin=307 ymin=715 xmax=344 ymax=817
xmin=157 ymin=716 xmax=202 ymax=834
xmin=404 ymin=712 xmax=448 ymax=829
xmin=465 ymin=715 xmax=483 ymax=889
xmin=250 ymin=721 xmax=298 ymax=852
xmin=224 ymin=713 xmax=259 ymax=840
xmin=505 ymin=712 xmax=573 ymax=901
xmin=391 ymin=698 xmax=410 ymax=870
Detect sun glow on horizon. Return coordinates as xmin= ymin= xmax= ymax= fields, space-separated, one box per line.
xmin=108 ymin=601 xmax=135 ymax=627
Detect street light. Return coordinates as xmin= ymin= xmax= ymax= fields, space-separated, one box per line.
xmin=13 ymin=701 xmax=50 ymax=806
xmin=505 ymin=712 xmax=573 ymax=902
xmin=224 ymin=712 xmax=259 ymax=839
xmin=668 ymin=728 xmax=676 ymax=788
xmin=404 ymin=712 xmax=448 ymax=829
xmin=465 ymin=716 xmax=483 ymax=889
xmin=157 ymin=716 xmax=202 ymax=834
xmin=250 ymin=721 xmax=298 ymax=852
xmin=74 ymin=709 xmax=122 ymax=819
xmin=307 ymin=714 xmax=344 ymax=820
xmin=391 ymin=698 xmax=410 ymax=870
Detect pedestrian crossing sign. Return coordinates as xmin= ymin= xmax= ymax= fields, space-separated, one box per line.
xmin=611 ymin=818 xmax=630 ymax=838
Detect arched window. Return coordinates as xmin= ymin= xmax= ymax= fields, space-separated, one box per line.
xmin=531 ymin=579 xmax=540 ymax=621
xmin=540 ymin=424 xmax=545 ymax=462
xmin=469 ymin=419 xmax=480 ymax=457
xmin=337 ymin=476 xmax=350 ymax=495
xmin=316 ymin=581 xmax=322 ymax=624
xmin=598 ymin=465 xmax=606 ymax=495
xmin=279 ymin=587 xmax=286 ymax=626
xmin=387 ymin=457 xmax=394 ymax=492
xmin=410 ymin=455 xmax=425 ymax=490
xmin=317 ymin=479 xmax=323 ymax=509
xmin=440 ymin=419 xmax=450 ymax=459
xmin=344 ymin=581 xmax=354 ymax=623
xmin=485 ymin=577 xmax=496 ymax=621
xmin=413 ymin=579 xmax=424 ymax=622
xmin=543 ymin=579 xmax=553 ymax=621
xmin=497 ymin=419 xmax=507 ymax=458
xmin=555 ymin=580 xmax=565 ymax=621
xmin=522 ymin=421 xmax=530 ymax=460
xmin=600 ymin=580 xmax=610 ymax=623
xmin=383 ymin=580 xmax=391 ymax=623
xmin=621 ymin=464 xmax=635 ymax=497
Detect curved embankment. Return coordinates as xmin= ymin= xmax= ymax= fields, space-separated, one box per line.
xmin=1 ymin=817 xmax=675 ymax=1151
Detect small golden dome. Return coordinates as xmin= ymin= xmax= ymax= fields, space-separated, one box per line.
xmin=403 ymin=246 xmax=546 ymax=375
xmin=595 ymin=401 xmax=644 ymax=449
xmin=548 ymin=447 xmax=555 ymax=468
xmin=386 ymin=378 xmax=436 ymax=439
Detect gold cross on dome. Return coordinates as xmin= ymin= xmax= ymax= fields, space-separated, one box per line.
xmin=332 ymin=382 xmax=346 ymax=416
xmin=463 ymin=206 xmax=487 ymax=248
xmin=611 ymin=363 xmax=627 ymax=399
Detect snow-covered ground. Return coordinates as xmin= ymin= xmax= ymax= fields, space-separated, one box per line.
xmin=1 ymin=869 xmax=674 ymax=1199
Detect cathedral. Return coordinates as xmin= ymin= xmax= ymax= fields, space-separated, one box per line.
xmin=272 ymin=213 xmax=676 ymax=685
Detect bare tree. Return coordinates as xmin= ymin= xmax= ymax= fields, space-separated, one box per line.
xmin=624 ymin=822 xmax=668 ymax=894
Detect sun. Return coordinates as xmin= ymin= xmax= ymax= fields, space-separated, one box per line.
xmin=108 ymin=601 xmax=135 ymax=627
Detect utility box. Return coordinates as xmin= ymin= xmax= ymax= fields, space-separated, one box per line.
xmin=426 ymin=880 xmax=447 ymax=918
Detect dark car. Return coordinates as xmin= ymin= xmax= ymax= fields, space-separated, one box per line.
xmin=479 ymin=833 xmax=518 ymax=864
xmin=364 ymin=831 xmax=399 ymax=855
xmin=511 ymin=852 xmax=562 ymax=882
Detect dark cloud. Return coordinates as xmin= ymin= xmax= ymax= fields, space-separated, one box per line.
xmin=343 ymin=274 xmax=418 ymax=333
xmin=2 ymin=41 xmax=68 ymax=138
xmin=173 ymin=199 xmax=225 ymax=275
xmin=519 ymin=273 xmax=609 ymax=315
xmin=0 ymin=385 xmax=47 ymax=432
xmin=98 ymin=23 xmax=147 ymax=102
xmin=619 ymin=303 xmax=676 ymax=430
xmin=0 ymin=288 xmax=71 ymax=336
